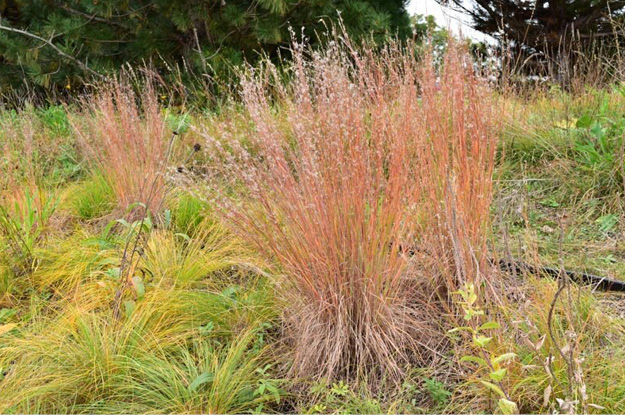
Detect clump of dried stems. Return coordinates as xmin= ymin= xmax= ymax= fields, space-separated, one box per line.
xmin=194 ymin=37 xmax=499 ymax=381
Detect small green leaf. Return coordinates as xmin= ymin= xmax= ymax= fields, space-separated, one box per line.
xmin=590 ymin=122 xmax=606 ymax=139
xmin=164 ymin=209 xmax=172 ymax=228
xmin=199 ymin=321 xmax=214 ymax=335
xmin=576 ymin=114 xmax=594 ymax=129
xmin=478 ymin=321 xmax=500 ymax=331
xmin=124 ymin=300 xmax=135 ymax=319
xmin=492 ymin=353 xmax=517 ymax=365
xmin=116 ymin=218 xmax=131 ymax=228
xmin=448 ymin=326 xmax=474 ymax=334
xmin=106 ymin=267 xmax=121 ymax=278
xmin=460 ymin=355 xmax=487 ymax=366
xmin=468 ymin=292 xmax=477 ymax=305
xmin=141 ymin=216 xmax=153 ymax=232
xmin=489 ymin=368 xmax=507 ymax=382
xmin=131 ymin=276 xmax=145 ymax=299
xmin=473 ymin=335 xmax=492 ymax=348
xmin=0 ymin=308 xmax=17 ymax=324
xmin=125 ymin=202 xmax=147 ymax=213
xmin=480 ymin=381 xmax=506 ymax=398
xmin=330 ymin=381 xmax=349 ymax=396
xmin=596 ymin=213 xmax=618 ymax=233
xmin=175 ymin=232 xmax=192 ymax=242
xmin=539 ymin=198 xmax=559 ymax=208
xmin=455 ymin=289 xmax=468 ymax=298
xmin=189 ymin=371 xmax=214 ymax=392
xmin=498 ymin=398 xmax=518 ymax=414
xmin=221 ymin=285 xmax=239 ymax=299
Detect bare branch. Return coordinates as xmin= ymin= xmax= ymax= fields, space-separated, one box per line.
xmin=0 ymin=22 xmax=105 ymax=79
xmin=59 ymin=5 xmax=127 ymax=28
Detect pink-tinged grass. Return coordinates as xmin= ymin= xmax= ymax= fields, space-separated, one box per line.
xmin=71 ymin=80 xmax=172 ymax=217
xmin=193 ymin=38 xmax=500 ymax=382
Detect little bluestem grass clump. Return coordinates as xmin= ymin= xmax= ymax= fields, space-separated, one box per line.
xmin=190 ymin=38 xmax=500 ymax=382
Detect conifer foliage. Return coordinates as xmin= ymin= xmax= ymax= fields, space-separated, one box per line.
xmin=0 ymin=0 xmax=410 ymax=90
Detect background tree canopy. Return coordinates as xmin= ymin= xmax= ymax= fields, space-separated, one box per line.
xmin=437 ymin=0 xmax=625 ymax=67
xmin=0 ymin=0 xmax=411 ymax=92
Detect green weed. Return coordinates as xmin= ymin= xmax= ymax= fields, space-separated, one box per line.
xmin=0 ymin=188 xmax=57 ymax=278
xmin=67 ymin=173 xmax=116 ymax=220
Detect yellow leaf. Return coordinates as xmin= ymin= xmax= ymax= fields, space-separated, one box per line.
xmin=0 ymin=324 xmax=17 ymax=336
xmin=554 ymin=118 xmax=578 ymax=130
